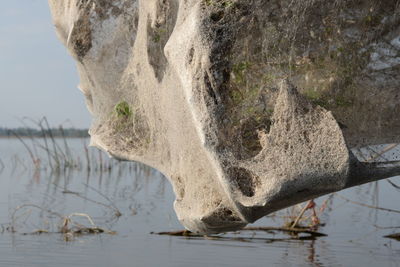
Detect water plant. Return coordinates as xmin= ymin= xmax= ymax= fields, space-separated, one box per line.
xmin=5 ymin=116 xmax=137 ymax=175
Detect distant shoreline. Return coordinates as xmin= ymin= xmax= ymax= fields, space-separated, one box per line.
xmin=0 ymin=136 xmax=89 ymax=139
xmin=0 ymin=127 xmax=90 ymax=138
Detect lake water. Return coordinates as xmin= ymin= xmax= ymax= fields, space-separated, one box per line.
xmin=0 ymin=138 xmax=399 ymax=266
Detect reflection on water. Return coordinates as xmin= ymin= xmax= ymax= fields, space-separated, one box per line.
xmin=0 ymin=138 xmax=399 ymax=267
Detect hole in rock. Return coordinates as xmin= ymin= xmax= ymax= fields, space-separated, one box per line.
xmin=175 ymin=176 xmax=185 ymax=199
xmin=227 ymin=167 xmax=260 ymax=197
xmin=239 ymin=118 xmax=271 ymax=159
xmin=187 ymin=47 xmax=195 ymax=64
xmin=202 ymin=207 xmax=242 ymax=227
xmin=210 ymin=11 xmax=224 ymax=22
xmin=71 ymin=16 xmax=92 ymax=60
xmin=146 ymin=0 xmax=178 ymax=82
xmin=204 ymin=73 xmax=219 ymax=105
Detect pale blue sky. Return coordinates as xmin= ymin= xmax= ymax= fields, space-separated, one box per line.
xmin=0 ymin=0 xmax=91 ymax=128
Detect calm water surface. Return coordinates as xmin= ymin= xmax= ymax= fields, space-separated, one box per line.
xmin=0 ymin=138 xmax=399 ymax=266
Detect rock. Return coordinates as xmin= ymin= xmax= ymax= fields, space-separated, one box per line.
xmin=48 ymin=0 xmax=400 ymax=234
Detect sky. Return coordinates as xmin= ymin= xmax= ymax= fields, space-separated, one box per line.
xmin=0 ymin=0 xmax=91 ymax=128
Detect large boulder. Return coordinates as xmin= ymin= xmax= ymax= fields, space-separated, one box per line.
xmin=48 ymin=0 xmax=400 ymax=234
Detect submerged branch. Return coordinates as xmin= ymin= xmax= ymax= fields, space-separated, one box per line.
xmin=387 ymin=179 xmax=400 ymax=190
xmin=152 ymin=226 xmax=327 ymax=238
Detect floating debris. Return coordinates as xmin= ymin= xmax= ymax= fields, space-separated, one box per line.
xmin=8 ymin=204 xmax=116 ymax=241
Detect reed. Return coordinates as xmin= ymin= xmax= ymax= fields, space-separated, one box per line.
xmin=10 ymin=129 xmax=40 ymax=169
xmin=0 ymin=157 xmax=4 ymax=172
xmin=7 ymin=117 xmax=132 ymax=175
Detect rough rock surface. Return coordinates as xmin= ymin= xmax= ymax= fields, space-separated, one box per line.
xmin=48 ymin=0 xmax=400 ymax=234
